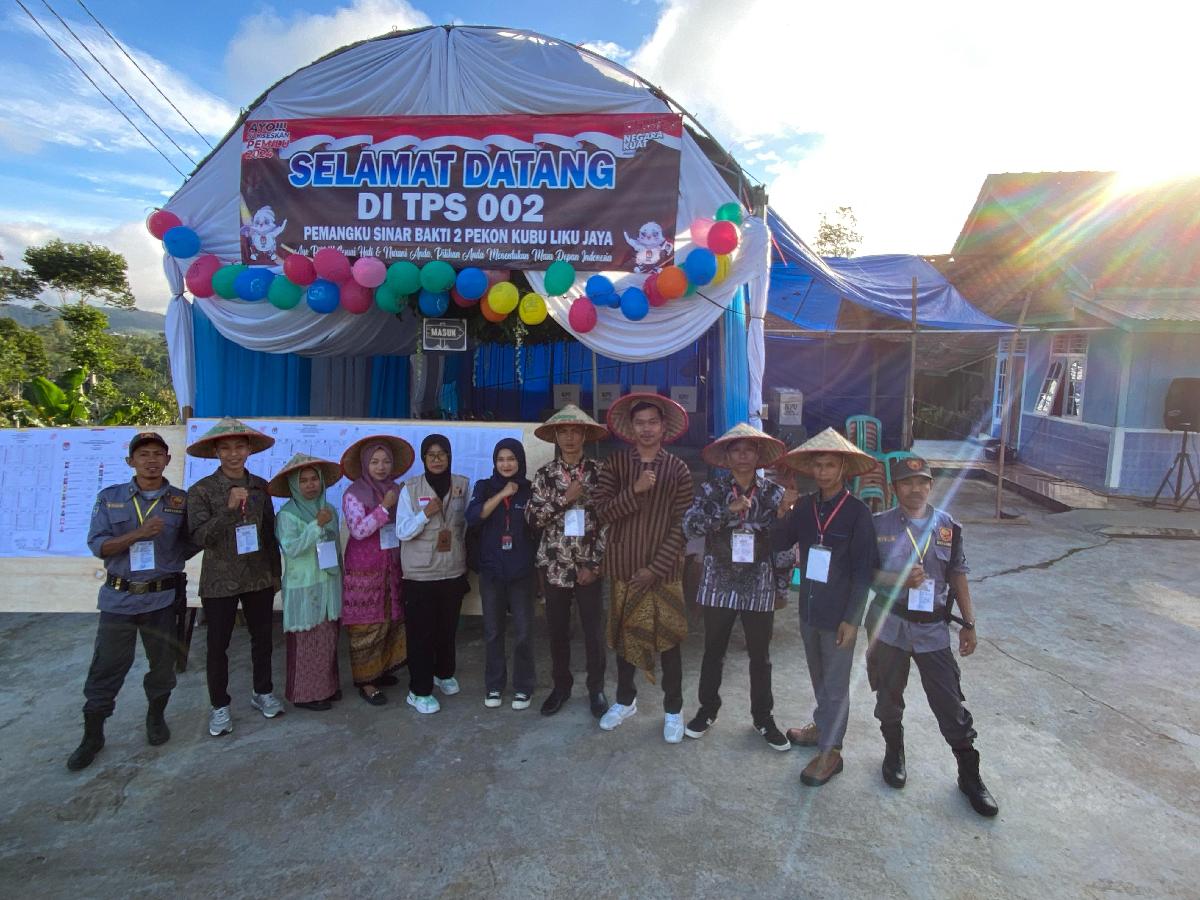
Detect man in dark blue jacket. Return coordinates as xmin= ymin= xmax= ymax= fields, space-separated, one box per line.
xmin=467 ymin=438 xmax=538 ymax=710
xmin=771 ymin=428 xmax=878 ymax=786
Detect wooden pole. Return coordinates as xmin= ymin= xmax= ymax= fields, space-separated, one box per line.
xmin=995 ymin=292 xmax=1033 ymax=519
xmin=904 ymin=276 xmax=918 ymax=449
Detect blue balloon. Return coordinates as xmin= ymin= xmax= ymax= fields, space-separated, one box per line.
xmin=455 ymin=267 xmax=488 ymax=301
xmin=620 ymin=287 xmax=649 ymax=321
xmin=585 ymin=275 xmax=615 ymax=303
xmin=418 ymin=289 xmax=450 ymax=317
xmin=306 ymin=279 xmax=341 ymax=314
xmin=683 ymin=248 xmax=718 ymax=286
xmin=162 ymin=225 xmax=201 ymax=259
xmin=234 ymin=266 xmax=274 ymax=302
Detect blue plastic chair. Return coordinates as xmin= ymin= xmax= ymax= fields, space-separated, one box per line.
xmin=845 ymin=415 xmax=883 ymax=453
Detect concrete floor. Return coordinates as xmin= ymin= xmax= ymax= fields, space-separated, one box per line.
xmin=1 ymin=477 xmax=1198 ymax=899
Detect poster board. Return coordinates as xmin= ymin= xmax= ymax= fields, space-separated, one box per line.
xmin=0 ymin=419 xmax=554 ymax=614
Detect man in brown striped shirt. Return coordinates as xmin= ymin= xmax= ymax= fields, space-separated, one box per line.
xmin=594 ymin=393 xmax=694 ymax=743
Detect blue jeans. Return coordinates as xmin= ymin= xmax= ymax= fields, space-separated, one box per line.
xmin=480 ymin=573 xmax=536 ymax=694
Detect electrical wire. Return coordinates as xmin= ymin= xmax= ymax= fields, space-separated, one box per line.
xmin=74 ymin=0 xmax=213 ymax=149
xmin=12 ymin=0 xmax=188 ymax=178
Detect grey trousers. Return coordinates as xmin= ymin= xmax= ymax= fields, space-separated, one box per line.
xmin=867 ymin=639 xmax=977 ymax=749
xmin=799 ymin=621 xmax=857 ymax=751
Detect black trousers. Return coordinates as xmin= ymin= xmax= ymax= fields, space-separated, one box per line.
xmin=404 ymin=578 xmax=463 ymax=697
xmin=696 ymin=605 xmax=775 ymax=725
xmin=616 ymin=645 xmax=683 ymax=714
xmin=82 ymin=603 xmax=177 ymax=718
xmin=544 ymin=579 xmax=606 ymax=695
xmin=868 ymin=639 xmax=977 ymax=749
xmin=202 ymin=588 xmax=275 ymax=708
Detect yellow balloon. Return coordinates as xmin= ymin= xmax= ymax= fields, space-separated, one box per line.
xmin=518 ymin=292 xmax=548 ymax=325
xmin=487 ymin=281 xmax=519 ymax=314
xmin=713 ymin=253 xmax=731 ymax=284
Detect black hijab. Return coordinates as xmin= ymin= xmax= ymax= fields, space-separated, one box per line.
xmin=421 ymin=433 xmax=453 ymax=500
xmin=487 ymin=438 xmax=529 ymax=494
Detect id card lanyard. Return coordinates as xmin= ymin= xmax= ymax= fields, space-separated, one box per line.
xmin=129 ymin=494 xmax=161 ymax=572
xmin=905 ymin=523 xmax=936 ymax=612
xmin=796 ymin=490 xmax=849 ymax=585
xmin=731 ymin=481 xmax=756 ymax=564
xmin=563 ymin=461 xmax=586 ymax=537
xmin=235 ymin=488 xmax=259 ymax=555
xmin=501 ymin=496 xmax=514 ymax=551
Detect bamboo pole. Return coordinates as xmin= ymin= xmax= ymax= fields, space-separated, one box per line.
xmin=904 ymin=277 xmax=918 ymax=449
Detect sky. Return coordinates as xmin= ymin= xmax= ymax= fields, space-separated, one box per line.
xmin=2 ymin=0 xmax=1198 ymax=312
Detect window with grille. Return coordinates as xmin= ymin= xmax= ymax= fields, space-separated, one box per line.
xmin=1034 ymin=335 xmax=1087 ymax=418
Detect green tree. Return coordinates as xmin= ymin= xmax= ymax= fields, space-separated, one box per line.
xmin=814 ymin=206 xmax=862 ymax=258
xmin=23 ymin=239 xmax=135 ymax=309
xmin=0 ymin=266 xmax=42 ymax=304
xmin=0 ymin=318 xmax=49 ymax=388
xmin=57 ymin=303 xmax=115 ymax=372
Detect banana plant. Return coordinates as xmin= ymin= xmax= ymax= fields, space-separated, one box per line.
xmin=21 ymin=367 xmax=91 ymax=425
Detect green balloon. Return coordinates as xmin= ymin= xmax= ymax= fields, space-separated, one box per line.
xmin=267 ymin=275 xmax=303 ymax=310
xmin=420 ymin=260 xmax=456 ymax=293
xmin=212 ymin=264 xmax=247 ymax=300
xmin=375 ymin=283 xmax=404 ymax=314
xmin=543 ymin=260 xmax=576 ymax=296
xmin=685 ymin=281 xmax=697 ymax=297
xmin=386 ymin=261 xmax=421 ymax=295
xmin=715 ymin=202 xmax=744 ymax=225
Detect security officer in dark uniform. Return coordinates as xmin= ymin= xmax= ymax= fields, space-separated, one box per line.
xmin=866 ymin=456 xmax=998 ymax=817
xmin=68 ymin=432 xmax=199 ymax=771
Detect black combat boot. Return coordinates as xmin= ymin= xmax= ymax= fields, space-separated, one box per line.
xmin=954 ymin=747 xmax=999 ymax=817
xmin=881 ymin=723 xmax=906 ymax=789
xmin=146 ymin=695 xmax=171 ymax=746
xmin=66 ymin=713 xmax=106 ymax=771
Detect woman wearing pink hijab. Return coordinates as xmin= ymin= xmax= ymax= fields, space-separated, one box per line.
xmin=339 ymin=435 xmax=428 ymax=705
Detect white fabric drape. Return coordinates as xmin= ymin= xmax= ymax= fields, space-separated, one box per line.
xmin=745 ymin=211 xmax=771 ymax=429
xmin=162 ymin=26 xmax=767 ymax=393
xmin=162 ymin=256 xmax=195 ymax=413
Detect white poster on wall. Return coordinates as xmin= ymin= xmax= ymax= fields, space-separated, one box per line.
xmin=0 ymin=429 xmax=60 ymax=554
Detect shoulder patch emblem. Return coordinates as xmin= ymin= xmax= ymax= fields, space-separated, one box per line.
xmin=937 ymin=526 xmax=953 ymax=544
xmin=168 ymin=494 xmax=186 ymax=508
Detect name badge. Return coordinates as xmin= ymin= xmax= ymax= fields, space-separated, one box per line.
xmin=908 ymin=578 xmax=936 ymax=612
xmin=378 ymin=523 xmax=400 ymax=550
xmin=731 ymin=529 xmax=755 ymax=564
xmin=130 ymin=540 xmax=155 ymax=572
xmin=806 ymin=545 xmax=832 ymax=583
xmin=236 ymin=524 xmax=259 ymax=555
xmin=316 ymin=540 xmax=339 ymax=570
xmin=501 ymin=533 xmax=513 ymax=551
xmin=564 ymin=508 xmax=585 ymax=537
xmin=436 ymin=528 xmax=452 ymax=552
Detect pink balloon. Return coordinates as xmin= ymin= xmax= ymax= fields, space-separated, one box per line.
xmin=690 ymin=217 xmax=715 ymax=247
xmin=568 ymin=297 xmax=597 ymax=333
xmin=340 ymin=280 xmax=373 ymax=314
xmin=283 ymin=254 xmax=316 ymax=286
xmin=644 ymin=272 xmax=668 ymax=307
xmin=707 ymin=220 xmax=740 ymax=255
xmin=450 ymin=287 xmax=478 ymax=308
xmin=352 ymin=256 xmax=387 ymax=288
xmin=185 ymin=254 xmax=221 ymax=297
xmin=484 ymin=269 xmax=511 ymax=286
xmin=147 ymin=209 xmax=182 ymax=240
xmin=314 ymin=247 xmax=352 ymax=283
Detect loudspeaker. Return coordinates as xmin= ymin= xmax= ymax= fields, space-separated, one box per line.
xmin=1164 ymin=378 xmax=1200 ymax=431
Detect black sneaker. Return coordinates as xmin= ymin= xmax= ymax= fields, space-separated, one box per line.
xmin=684 ymin=710 xmax=717 ymax=739
xmin=756 ymin=717 xmax=791 ymax=752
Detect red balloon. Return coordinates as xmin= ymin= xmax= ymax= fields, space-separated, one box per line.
xmin=568 ymin=297 xmax=597 ymax=333
xmin=657 ymin=265 xmax=688 ymax=300
xmin=450 ymin=287 xmax=478 ymax=308
xmin=146 ymin=209 xmax=182 ymax=240
xmin=484 ymin=269 xmax=511 ymax=286
xmin=644 ymin=273 xmax=668 ymax=307
xmin=283 ymin=253 xmax=316 ymax=286
xmin=707 ymin=220 xmax=740 ymax=255
xmin=340 ymin=280 xmax=373 ymax=314
xmin=314 ymin=247 xmax=352 ymax=283
xmin=185 ymin=254 xmax=221 ymax=297
xmin=480 ymin=295 xmax=507 ymax=322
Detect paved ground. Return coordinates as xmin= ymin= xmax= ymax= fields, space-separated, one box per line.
xmin=1 ymin=477 xmax=1198 ymax=899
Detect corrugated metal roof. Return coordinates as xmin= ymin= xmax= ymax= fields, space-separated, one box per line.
xmin=1086 ymin=293 xmax=1200 ymax=323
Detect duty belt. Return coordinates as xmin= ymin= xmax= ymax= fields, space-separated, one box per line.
xmin=106 ymin=574 xmax=182 ymax=594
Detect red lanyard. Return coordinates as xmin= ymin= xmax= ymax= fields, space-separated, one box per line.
xmin=731 ymin=481 xmax=756 ymax=523
xmin=812 ymin=490 xmax=850 ymax=546
xmin=502 ymin=495 xmax=512 ymax=532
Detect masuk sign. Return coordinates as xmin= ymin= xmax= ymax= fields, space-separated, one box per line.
xmin=422 ymin=318 xmax=467 ymax=352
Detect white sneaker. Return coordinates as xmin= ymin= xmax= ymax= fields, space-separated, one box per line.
xmin=484 ymin=691 xmax=502 ymax=709
xmin=250 ymin=692 xmax=284 ymax=718
xmin=434 ymin=676 xmax=460 ymax=696
xmin=208 ymin=705 xmax=233 ymax=737
xmin=407 ymin=692 xmax=441 ymax=715
xmin=663 ymin=712 xmax=685 ymax=744
xmin=512 ymin=692 xmax=532 ymax=710
xmin=599 ymin=700 xmax=637 ymax=731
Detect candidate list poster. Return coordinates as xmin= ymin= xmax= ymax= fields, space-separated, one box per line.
xmin=239 ymin=113 xmax=682 ymax=273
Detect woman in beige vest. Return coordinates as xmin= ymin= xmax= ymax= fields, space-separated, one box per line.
xmin=400 ymin=433 xmax=470 ymax=715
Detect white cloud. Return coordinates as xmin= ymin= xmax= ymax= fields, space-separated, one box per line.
xmin=223 ymin=0 xmax=433 ymax=104
xmin=0 ymin=219 xmax=169 ymax=314
xmin=629 ymin=0 xmax=1200 ymax=253
xmin=579 ymin=40 xmax=633 ymax=63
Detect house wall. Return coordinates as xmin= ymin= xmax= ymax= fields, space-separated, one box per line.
xmin=1080 ymin=330 xmax=1123 ymax=427
xmin=1123 ymin=331 xmax=1200 ymax=429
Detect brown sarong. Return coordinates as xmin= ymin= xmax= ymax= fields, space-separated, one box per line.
xmin=285 ymin=620 xmax=340 ymax=703
xmin=347 ymin=600 xmax=407 ymax=686
xmin=607 ymin=578 xmax=687 ymax=683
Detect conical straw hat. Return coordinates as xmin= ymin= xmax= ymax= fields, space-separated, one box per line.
xmin=778 ymin=427 xmax=877 ymax=477
xmin=267 ymin=453 xmax=343 ymax=498
xmin=534 ymin=403 xmax=608 ymax=443
xmin=340 ymin=434 xmax=416 ymax=481
xmin=186 ymin=417 xmax=274 ymax=458
xmin=701 ymin=422 xmax=786 ymax=468
xmin=606 ymin=392 xmax=689 ymax=444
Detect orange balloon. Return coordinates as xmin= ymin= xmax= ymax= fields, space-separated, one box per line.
xmin=658 ymin=265 xmax=688 ymax=299
xmin=480 ymin=295 xmax=507 ymax=322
